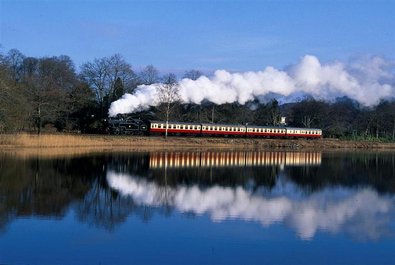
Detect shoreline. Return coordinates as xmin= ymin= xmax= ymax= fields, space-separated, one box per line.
xmin=1 ymin=134 xmax=394 ymax=151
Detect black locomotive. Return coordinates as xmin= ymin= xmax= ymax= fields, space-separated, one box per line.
xmin=107 ymin=114 xmax=148 ymax=135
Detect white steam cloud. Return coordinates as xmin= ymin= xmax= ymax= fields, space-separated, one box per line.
xmin=109 ymin=55 xmax=395 ymax=116
xmin=107 ymin=171 xmax=395 ymax=240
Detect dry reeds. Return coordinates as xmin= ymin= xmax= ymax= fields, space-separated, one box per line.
xmin=0 ymin=133 xmax=108 ymax=147
xmin=0 ymin=133 xmax=212 ymax=150
xmin=0 ymin=133 xmax=162 ymax=148
xmin=1 ymin=133 xmax=394 ymax=152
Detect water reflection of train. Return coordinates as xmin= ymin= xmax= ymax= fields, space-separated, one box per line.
xmin=149 ymin=151 xmax=322 ymax=169
xmin=108 ymin=116 xmax=322 ymax=139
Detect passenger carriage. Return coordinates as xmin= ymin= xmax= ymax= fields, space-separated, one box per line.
xmin=246 ymin=125 xmax=286 ymax=138
xmin=149 ymin=121 xmax=201 ymax=135
xmin=285 ymin=127 xmax=322 ymax=138
xmin=201 ymin=123 xmax=246 ymax=137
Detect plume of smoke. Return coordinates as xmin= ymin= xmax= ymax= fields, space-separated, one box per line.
xmin=108 ymin=55 xmax=395 ymax=117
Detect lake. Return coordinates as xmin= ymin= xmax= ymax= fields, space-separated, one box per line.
xmin=0 ymin=150 xmax=394 ymax=265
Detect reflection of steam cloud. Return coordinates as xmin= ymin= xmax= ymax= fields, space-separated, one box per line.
xmin=107 ymin=171 xmax=395 ymax=240
xmin=149 ymin=151 xmax=321 ymax=169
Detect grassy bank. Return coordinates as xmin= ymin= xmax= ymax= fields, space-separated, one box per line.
xmin=1 ymin=133 xmax=395 ymax=151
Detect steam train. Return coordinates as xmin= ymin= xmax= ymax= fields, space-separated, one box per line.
xmin=107 ymin=114 xmax=322 ymax=139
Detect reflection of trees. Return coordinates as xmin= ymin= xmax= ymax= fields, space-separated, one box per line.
xmin=75 ymin=178 xmax=132 ymax=230
xmin=0 ymin=154 xmax=102 ymax=231
xmin=0 ymin=152 xmax=162 ymax=232
xmin=0 ymin=151 xmax=394 ymax=234
xmin=285 ymin=152 xmax=395 ymax=194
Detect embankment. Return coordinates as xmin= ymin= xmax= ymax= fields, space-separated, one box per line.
xmin=1 ymin=134 xmax=394 ymax=151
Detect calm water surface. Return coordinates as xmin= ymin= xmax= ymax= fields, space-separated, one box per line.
xmin=0 ymin=150 xmax=394 ymax=265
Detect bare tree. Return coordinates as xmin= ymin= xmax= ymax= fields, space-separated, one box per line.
xmin=139 ymin=64 xmax=159 ymax=85
xmin=156 ymin=74 xmax=180 ymax=138
xmin=5 ymin=49 xmax=25 ymax=84
xmin=106 ymin=54 xmax=137 ymax=94
xmin=183 ymin=69 xmax=203 ymax=80
xmin=80 ymin=57 xmax=109 ymax=109
xmin=80 ymin=54 xmax=136 ymax=116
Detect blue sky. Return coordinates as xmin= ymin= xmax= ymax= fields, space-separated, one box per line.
xmin=1 ymin=0 xmax=394 ymax=74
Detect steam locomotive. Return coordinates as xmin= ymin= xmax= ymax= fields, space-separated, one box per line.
xmin=107 ymin=114 xmax=322 ymax=139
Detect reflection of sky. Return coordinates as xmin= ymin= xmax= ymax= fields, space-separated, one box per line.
xmin=107 ymin=171 xmax=395 ymax=241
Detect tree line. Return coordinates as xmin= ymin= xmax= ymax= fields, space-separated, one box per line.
xmin=0 ymin=48 xmax=394 ymax=140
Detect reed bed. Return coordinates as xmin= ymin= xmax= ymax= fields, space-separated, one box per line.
xmin=0 ymin=133 xmax=115 ymax=147
xmin=0 ymin=133 xmax=223 ymax=149
xmin=1 ymin=133 xmax=394 ymax=151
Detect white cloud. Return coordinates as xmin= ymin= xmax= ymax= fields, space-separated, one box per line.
xmin=109 ymin=55 xmax=395 ymax=116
